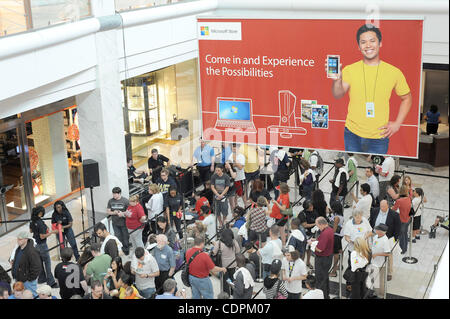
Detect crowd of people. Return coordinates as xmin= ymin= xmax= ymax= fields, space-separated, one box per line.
xmin=0 ymin=140 xmax=437 ymax=300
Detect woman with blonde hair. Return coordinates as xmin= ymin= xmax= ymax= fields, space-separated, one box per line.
xmin=350 ymin=237 xmax=371 ymax=299
xmin=401 ymin=175 xmax=414 ymax=199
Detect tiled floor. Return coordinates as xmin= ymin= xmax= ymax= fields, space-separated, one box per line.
xmin=0 ymin=147 xmax=448 ymax=299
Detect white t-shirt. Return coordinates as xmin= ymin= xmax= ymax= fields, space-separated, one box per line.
xmin=282 ymin=258 xmax=308 ymax=294
xmin=379 ymin=157 xmax=395 ymax=182
xmin=259 ymin=238 xmax=283 ymax=265
xmin=343 ymin=217 xmax=372 ymax=251
xmin=302 ymin=289 xmax=324 ymax=299
xmin=371 ymin=234 xmax=391 ymax=268
xmin=202 ymin=214 xmax=217 ymax=240
xmin=228 ymin=153 xmax=246 ymax=181
xmin=412 ymin=197 xmax=424 ymax=217
xmin=354 ymin=194 xmax=373 ymax=219
xmin=131 ymin=252 xmax=159 ymax=290
xmin=350 ymin=251 xmax=369 ymax=272
xmin=146 ymin=192 xmax=164 ymax=220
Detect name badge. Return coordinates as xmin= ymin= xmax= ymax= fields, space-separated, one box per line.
xmin=366 ymin=102 xmax=375 ymax=118
xmin=161 ymin=254 xmax=167 ymax=259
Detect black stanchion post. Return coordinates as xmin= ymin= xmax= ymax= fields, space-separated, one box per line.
xmin=78 ymin=172 xmax=86 ymax=242
xmin=90 ymin=186 xmax=96 ymax=243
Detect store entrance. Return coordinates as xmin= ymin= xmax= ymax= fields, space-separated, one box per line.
xmin=0 ymin=124 xmax=33 ymax=236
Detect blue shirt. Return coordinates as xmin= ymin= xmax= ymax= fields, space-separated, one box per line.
xmin=375 ymin=209 xmax=389 ymax=227
xmin=233 ymin=217 xmax=246 ymax=230
xmin=221 ymin=146 xmax=232 ymax=164
xmin=194 ymin=145 xmax=215 ymax=167
xmin=426 ymin=111 xmax=440 ymax=124
xmin=155 ymin=293 xmax=181 ymax=299
xmin=152 ymin=245 xmax=176 ymax=271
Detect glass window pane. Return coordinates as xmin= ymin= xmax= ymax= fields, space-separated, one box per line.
xmin=0 ymin=0 xmax=28 ymax=36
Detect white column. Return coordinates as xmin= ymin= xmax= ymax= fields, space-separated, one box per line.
xmin=32 ymin=112 xmax=71 ymax=199
xmin=76 ymin=28 xmax=129 ymax=225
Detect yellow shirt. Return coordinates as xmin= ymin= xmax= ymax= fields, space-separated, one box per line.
xmin=241 ymin=144 xmax=260 ymax=173
xmin=119 ymin=285 xmax=140 ymax=299
xmin=342 ymin=60 xmax=410 ymax=139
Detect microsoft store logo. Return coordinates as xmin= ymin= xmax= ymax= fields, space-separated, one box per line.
xmin=200 ymin=26 xmax=209 ymax=36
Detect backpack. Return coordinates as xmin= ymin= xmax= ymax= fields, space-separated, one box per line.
xmin=181 ymin=250 xmax=201 ymax=287
xmin=303 ymin=172 xmax=314 ymax=186
xmin=310 ymin=152 xmax=324 ymax=176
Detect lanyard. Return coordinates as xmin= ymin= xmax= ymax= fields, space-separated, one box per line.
xmin=362 ymin=62 xmax=380 ymax=103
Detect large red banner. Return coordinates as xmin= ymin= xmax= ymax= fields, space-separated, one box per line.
xmin=198 ymin=19 xmax=423 ymax=158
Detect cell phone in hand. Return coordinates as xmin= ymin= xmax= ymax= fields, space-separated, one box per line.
xmin=327 ymin=55 xmax=340 ymax=78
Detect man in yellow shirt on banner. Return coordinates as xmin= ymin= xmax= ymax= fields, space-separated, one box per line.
xmin=327 ymin=24 xmax=412 ymax=154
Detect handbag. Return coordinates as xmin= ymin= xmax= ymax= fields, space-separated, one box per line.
xmin=281 ymin=207 xmax=293 ymax=217
xmin=274 ymin=280 xmax=287 ymax=299
xmin=211 ymin=241 xmax=222 ymax=267
xmin=343 ymin=267 xmax=355 ymax=283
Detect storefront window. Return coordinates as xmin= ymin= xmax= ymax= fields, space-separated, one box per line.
xmin=26 ymin=106 xmax=81 ymax=207
xmin=122 ymin=58 xmax=200 ymax=169
xmin=0 ymin=127 xmax=28 ymax=232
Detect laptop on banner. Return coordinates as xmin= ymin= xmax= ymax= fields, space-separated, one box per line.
xmin=214 ymin=97 xmax=257 ymax=133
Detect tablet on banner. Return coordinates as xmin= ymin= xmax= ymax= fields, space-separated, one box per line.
xmin=198 ymin=19 xmax=423 ymax=158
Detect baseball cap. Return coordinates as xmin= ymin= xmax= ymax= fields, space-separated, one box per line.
xmin=17 ymin=231 xmax=31 ymax=239
xmin=270 ymin=259 xmax=282 ymax=274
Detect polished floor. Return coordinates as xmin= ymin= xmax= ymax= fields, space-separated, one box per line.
xmin=0 ymin=146 xmax=448 ymax=299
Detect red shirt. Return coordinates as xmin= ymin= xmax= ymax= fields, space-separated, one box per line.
xmin=392 ymin=197 xmax=412 ymax=223
xmin=185 ymin=247 xmax=215 ymax=278
xmin=315 ymin=226 xmax=334 ymax=257
xmin=195 ymin=197 xmax=210 ymax=221
xmin=126 ymin=203 xmax=146 ymax=230
xmin=270 ymin=193 xmax=289 ymax=220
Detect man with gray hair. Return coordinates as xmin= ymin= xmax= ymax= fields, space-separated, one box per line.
xmin=155 ymin=278 xmax=186 ymax=299
xmin=311 ymin=217 xmax=334 ymax=299
xmin=10 ymin=231 xmax=42 ymax=297
xmin=151 ymin=234 xmax=176 ymax=292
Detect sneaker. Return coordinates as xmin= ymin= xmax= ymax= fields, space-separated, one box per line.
xmin=387 ymin=275 xmax=392 ymax=281
xmin=412 ymin=239 xmax=416 ymax=243
xmin=415 ymin=236 xmax=420 ymax=240
xmin=344 ymin=205 xmax=351 ymax=209
xmin=50 ymin=282 xmax=59 ymax=289
xmin=401 ymin=250 xmax=407 ymax=255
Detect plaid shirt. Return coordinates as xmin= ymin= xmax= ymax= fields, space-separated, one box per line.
xmin=249 ymin=206 xmax=268 ymax=233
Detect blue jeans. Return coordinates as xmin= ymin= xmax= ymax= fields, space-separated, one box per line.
xmin=138 ymin=287 xmax=156 ymax=299
xmin=189 ymin=275 xmax=213 ymax=299
xmin=344 ymin=127 xmax=389 ymax=154
xmin=37 ymin=242 xmax=56 ymax=286
xmin=113 ymin=224 xmax=130 ymax=255
xmin=399 ymin=220 xmax=411 ymax=253
xmin=56 ymin=228 xmax=80 ymax=260
xmin=24 ymin=279 xmax=38 ymax=297
xmin=302 ymin=183 xmax=314 ymax=201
